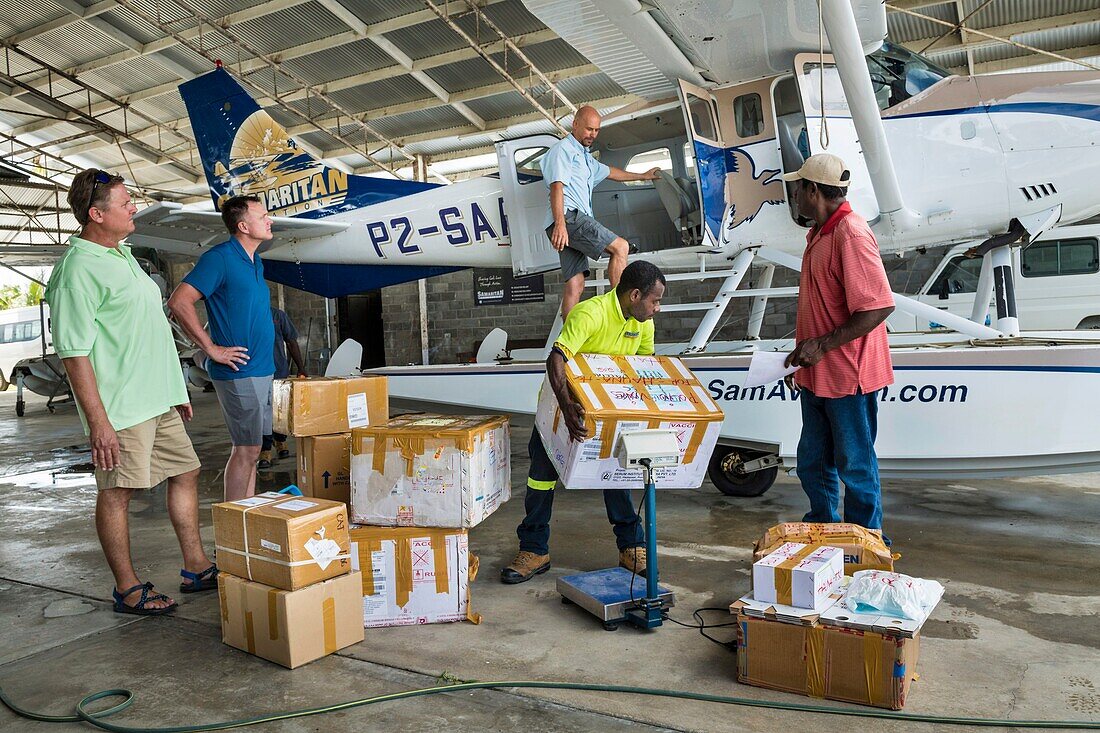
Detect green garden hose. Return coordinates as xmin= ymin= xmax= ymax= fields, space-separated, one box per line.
xmin=2 ymin=679 xmax=1098 ymax=732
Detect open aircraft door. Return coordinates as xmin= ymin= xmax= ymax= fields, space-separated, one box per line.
xmin=677 ymin=80 xmax=726 ymax=247
xmin=792 ymin=53 xmax=878 ymax=220
xmin=495 ymin=134 xmax=562 ymax=276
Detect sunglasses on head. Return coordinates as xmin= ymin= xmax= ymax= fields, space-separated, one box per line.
xmin=87 ymin=170 xmax=119 ymax=215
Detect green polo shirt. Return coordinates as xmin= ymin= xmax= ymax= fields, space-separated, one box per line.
xmin=45 ymin=236 xmax=188 ymax=433
xmin=554 ymin=288 xmax=655 ymax=358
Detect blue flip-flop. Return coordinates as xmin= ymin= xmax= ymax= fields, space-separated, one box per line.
xmin=179 ymin=564 xmax=219 ymax=593
xmin=112 ymin=582 xmax=177 ymax=616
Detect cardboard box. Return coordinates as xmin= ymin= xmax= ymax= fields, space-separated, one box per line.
xmin=348 ymin=525 xmax=479 ymax=628
xmin=533 ymin=354 xmax=723 ymax=489
xmin=349 ymin=414 xmax=510 ymax=528
xmin=273 ymin=376 xmax=388 ymax=437
xmin=732 ymin=610 xmax=921 ymax=710
xmin=218 ymin=571 xmax=364 ymax=668
xmin=212 ymin=492 xmax=351 ymax=591
xmin=754 ymin=522 xmax=897 ymax=575
xmin=298 ymin=434 xmax=351 ymax=505
xmin=752 ymin=543 xmax=844 ymax=611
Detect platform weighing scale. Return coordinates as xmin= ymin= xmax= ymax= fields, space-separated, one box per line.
xmin=557 ymin=430 xmax=680 ymax=631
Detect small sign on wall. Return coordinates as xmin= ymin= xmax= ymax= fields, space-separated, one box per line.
xmin=473 ymin=269 xmax=545 ymax=306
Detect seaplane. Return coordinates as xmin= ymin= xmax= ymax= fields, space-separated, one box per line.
xmin=129 ymin=0 xmax=1100 ymax=496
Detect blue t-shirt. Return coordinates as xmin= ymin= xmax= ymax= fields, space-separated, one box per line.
xmin=541 ymin=134 xmax=610 ymax=229
xmin=183 ymin=238 xmax=275 ymax=381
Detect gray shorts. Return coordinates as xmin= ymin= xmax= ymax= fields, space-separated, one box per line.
xmin=212 ymin=375 xmax=273 ymax=446
xmin=547 ymin=210 xmax=618 ymax=282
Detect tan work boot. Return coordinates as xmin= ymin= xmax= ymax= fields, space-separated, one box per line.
xmin=275 ymin=440 xmax=289 ymax=459
xmin=257 ymin=450 xmax=273 ymax=470
xmin=500 ymin=551 xmax=550 ymax=584
xmin=619 ymin=547 xmax=647 ymax=577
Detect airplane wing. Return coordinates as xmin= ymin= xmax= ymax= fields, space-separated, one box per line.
xmin=524 ymin=0 xmax=886 ymax=95
xmin=127 ymin=201 xmax=350 ymax=257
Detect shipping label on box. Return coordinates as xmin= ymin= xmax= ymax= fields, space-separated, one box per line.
xmin=212 ymin=492 xmax=351 ymax=590
xmin=349 ymin=414 xmax=510 ymax=528
xmin=348 ymin=526 xmax=478 ymax=628
xmin=534 ymin=354 xmax=723 ymax=489
xmin=298 ymin=434 xmax=351 ymax=505
xmin=753 ymin=542 xmax=844 ymax=611
xmin=273 ymin=376 xmax=388 ymax=437
xmin=753 ymin=522 xmax=897 ymax=575
xmin=218 ymin=571 xmax=364 ymax=669
xmin=733 ymin=611 xmax=920 ymax=710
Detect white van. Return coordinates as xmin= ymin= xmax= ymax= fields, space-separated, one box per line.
xmin=0 ymin=304 xmax=50 ymax=390
xmin=889 ymin=223 xmax=1100 ymax=332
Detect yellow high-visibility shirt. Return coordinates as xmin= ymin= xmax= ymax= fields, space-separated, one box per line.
xmin=554 ymin=288 xmax=655 ymax=359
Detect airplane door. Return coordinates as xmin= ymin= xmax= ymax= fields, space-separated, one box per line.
xmin=677 ymin=80 xmax=726 ymax=246
xmin=792 ymin=53 xmax=879 ymax=221
xmin=495 ymin=134 xmax=561 ymax=276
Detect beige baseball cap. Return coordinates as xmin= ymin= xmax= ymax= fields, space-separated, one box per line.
xmin=781 ymin=153 xmax=851 ymax=187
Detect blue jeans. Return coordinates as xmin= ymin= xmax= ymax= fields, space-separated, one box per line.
xmin=516 ymin=430 xmax=644 ymax=556
xmin=796 ymin=388 xmax=884 ymax=532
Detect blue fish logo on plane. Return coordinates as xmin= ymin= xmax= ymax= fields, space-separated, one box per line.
xmin=179 ymin=66 xmax=436 ymax=219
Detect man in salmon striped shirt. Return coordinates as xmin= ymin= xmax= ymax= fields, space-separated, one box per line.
xmin=782 ymin=154 xmax=895 ymax=538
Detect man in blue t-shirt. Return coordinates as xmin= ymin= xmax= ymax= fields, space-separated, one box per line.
xmin=168 ymin=195 xmax=275 ymax=500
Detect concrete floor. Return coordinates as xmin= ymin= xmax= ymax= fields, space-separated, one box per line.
xmin=1 ymin=387 xmax=1098 ymax=732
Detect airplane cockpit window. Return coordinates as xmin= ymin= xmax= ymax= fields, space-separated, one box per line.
xmin=682 ymin=142 xmax=696 ymax=180
xmin=733 ymin=93 xmax=764 ymax=138
xmin=687 ymin=93 xmax=718 ymax=142
xmin=513 ymin=147 xmax=548 ymax=185
xmin=866 ymin=42 xmax=950 ymax=110
xmin=623 ymin=147 xmax=672 ymax=187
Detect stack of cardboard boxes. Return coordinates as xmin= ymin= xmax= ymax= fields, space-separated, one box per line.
xmin=213 ymin=492 xmax=363 ymax=668
xmin=731 ymin=522 xmax=935 ymax=710
xmin=348 ymin=413 xmax=511 ymax=626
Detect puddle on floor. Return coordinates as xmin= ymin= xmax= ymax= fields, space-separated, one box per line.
xmin=1 ymin=462 xmax=96 ymax=490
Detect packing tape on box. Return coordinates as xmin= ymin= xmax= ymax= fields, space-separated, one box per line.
xmin=682 ymin=423 xmax=708 ymax=465
xmin=774 ymin=544 xmax=818 ymax=606
xmin=322 ymin=596 xmax=337 ymax=654
xmin=218 ymin=582 xmax=229 ymax=623
xmin=215 ymin=545 xmax=350 ymax=569
xmin=863 ymin=631 xmax=886 ymax=706
xmin=354 ymin=528 xmax=454 ymax=607
xmin=466 ymin=554 xmax=482 ymax=625
xmin=806 ymin=626 xmax=826 ymax=698
xmin=245 ymin=611 xmax=256 ymax=654
xmin=267 ymin=588 xmax=280 ymax=642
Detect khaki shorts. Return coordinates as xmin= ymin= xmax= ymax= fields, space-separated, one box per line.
xmin=95 ymin=409 xmax=201 ymax=491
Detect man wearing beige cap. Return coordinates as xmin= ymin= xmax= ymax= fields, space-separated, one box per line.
xmin=781 ymin=153 xmax=896 ymax=540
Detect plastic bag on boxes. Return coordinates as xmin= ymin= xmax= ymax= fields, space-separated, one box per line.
xmin=844 ymin=570 xmax=944 ymax=620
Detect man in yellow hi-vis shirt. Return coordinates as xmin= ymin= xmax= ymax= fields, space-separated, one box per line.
xmin=501 ymin=261 xmax=667 ymax=584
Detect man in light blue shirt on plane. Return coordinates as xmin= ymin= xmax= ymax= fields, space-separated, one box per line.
xmin=542 ymin=105 xmax=661 ymax=318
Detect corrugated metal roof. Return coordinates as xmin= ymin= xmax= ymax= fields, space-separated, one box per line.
xmin=0 ymin=6 xmax=70 ymax=35
xmin=279 ymin=39 xmax=396 ymax=87
xmin=231 ymin=4 xmax=351 ymax=55
xmin=973 ymin=20 xmax=1100 ymax=63
xmin=18 ymin=23 xmax=132 ymax=70
xmin=887 ymin=2 xmax=958 ymax=42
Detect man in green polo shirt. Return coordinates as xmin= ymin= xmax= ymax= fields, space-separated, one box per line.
xmin=501 ymin=260 xmax=667 ymax=584
xmin=45 ymin=170 xmax=217 ymax=616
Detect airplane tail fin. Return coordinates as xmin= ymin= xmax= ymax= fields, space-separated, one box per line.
xmin=179 ymin=65 xmax=435 ymax=215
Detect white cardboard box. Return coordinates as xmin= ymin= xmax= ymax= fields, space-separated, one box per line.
xmin=348 ymin=526 xmax=475 ymax=628
xmin=752 ymin=542 xmax=844 ymax=611
xmin=533 ymin=354 xmax=724 ymax=490
xmin=349 ymin=414 xmax=510 ymax=528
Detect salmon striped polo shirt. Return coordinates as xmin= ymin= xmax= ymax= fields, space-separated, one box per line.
xmin=794 ymin=202 xmax=895 ymax=398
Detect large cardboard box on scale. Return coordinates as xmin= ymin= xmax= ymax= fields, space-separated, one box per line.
xmin=349 ymin=414 xmax=510 ymax=528
xmin=754 ymin=522 xmax=897 ymax=574
xmin=348 ymin=525 xmax=479 ymax=628
xmin=212 ymin=492 xmax=351 ymax=591
xmin=752 ymin=543 xmax=844 ymax=612
xmin=298 ymin=433 xmax=351 ymax=505
xmin=533 ymin=353 xmax=723 ymax=489
xmin=273 ymin=376 xmax=388 ymax=436
xmin=218 ymin=571 xmax=364 ymax=668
